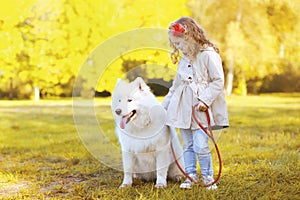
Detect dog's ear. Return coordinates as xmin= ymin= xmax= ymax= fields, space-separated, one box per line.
xmin=115 ymin=78 xmax=126 ymax=86
xmin=114 ymin=78 xmax=128 ymax=89
xmin=134 ymin=77 xmax=147 ymax=91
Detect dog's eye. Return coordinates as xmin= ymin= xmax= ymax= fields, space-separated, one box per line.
xmin=128 ymin=99 xmax=132 ymax=102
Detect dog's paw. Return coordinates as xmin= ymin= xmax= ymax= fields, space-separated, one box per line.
xmin=119 ymin=183 xmax=132 ymax=188
xmin=155 ymin=183 xmax=167 ymax=188
xmin=173 ymin=175 xmax=183 ymax=183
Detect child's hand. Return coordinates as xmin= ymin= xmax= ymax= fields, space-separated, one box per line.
xmin=197 ymin=101 xmax=208 ymax=112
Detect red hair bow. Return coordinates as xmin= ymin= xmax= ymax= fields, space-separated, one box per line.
xmin=170 ymin=23 xmax=185 ymax=36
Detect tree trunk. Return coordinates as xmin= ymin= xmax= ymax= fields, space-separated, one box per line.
xmin=225 ymin=2 xmax=242 ymax=96
xmin=34 ymin=86 xmax=40 ymax=102
xmin=9 ymin=77 xmax=13 ymax=100
xmin=225 ymin=60 xmax=234 ymax=96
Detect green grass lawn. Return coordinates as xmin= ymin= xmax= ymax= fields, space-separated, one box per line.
xmin=0 ymin=94 xmax=299 ymax=199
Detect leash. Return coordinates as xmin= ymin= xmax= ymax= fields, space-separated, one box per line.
xmin=170 ymin=103 xmax=222 ymax=187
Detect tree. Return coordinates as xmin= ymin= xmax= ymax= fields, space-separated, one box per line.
xmin=188 ymin=0 xmax=300 ymax=95
xmin=0 ymin=0 xmax=190 ymax=99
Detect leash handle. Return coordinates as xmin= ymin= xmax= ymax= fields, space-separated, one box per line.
xmin=170 ymin=103 xmax=222 ymax=187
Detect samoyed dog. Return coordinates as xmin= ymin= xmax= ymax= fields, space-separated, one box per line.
xmin=111 ymin=77 xmax=184 ymax=188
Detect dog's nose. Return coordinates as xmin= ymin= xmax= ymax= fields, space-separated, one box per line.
xmin=115 ymin=109 xmax=122 ymax=115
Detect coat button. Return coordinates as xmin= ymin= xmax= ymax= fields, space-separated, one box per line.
xmin=188 ymin=77 xmax=192 ymax=80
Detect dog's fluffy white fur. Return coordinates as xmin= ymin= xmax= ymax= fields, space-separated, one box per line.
xmin=111 ymin=77 xmax=184 ymax=188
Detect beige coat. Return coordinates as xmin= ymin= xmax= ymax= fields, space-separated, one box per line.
xmin=162 ymin=47 xmax=229 ymax=130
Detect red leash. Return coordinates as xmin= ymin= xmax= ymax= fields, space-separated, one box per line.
xmin=170 ymin=103 xmax=222 ymax=187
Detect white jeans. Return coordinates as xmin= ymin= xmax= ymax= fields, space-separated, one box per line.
xmin=180 ymin=128 xmax=214 ymax=176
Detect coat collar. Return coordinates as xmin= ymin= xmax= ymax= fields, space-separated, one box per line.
xmin=200 ymin=46 xmax=214 ymax=52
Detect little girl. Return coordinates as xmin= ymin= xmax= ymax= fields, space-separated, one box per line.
xmin=162 ymin=17 xmax=229 ymax=190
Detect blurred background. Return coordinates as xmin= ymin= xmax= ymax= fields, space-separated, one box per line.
xmin=0 ymin=0 xmax=299 ymax=100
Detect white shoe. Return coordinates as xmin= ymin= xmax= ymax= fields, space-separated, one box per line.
xmin=203 ymin=175 xmax=218 ymax=190
xmin=179 ymin=174 xmax=198 ymax=189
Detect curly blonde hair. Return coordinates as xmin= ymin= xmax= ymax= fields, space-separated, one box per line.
xmin=169 ymin=17 xmax=219 ymax=64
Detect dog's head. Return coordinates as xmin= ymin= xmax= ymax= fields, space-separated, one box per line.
xmin=111 ymin=77 xmax=156 ymax=130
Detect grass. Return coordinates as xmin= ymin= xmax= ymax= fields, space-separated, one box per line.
xmin=0 ymin=94 xmax=299 ymax=199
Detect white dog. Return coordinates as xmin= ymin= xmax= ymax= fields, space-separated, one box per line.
xmin=111 ymin=77 xmax=184 ymax=188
